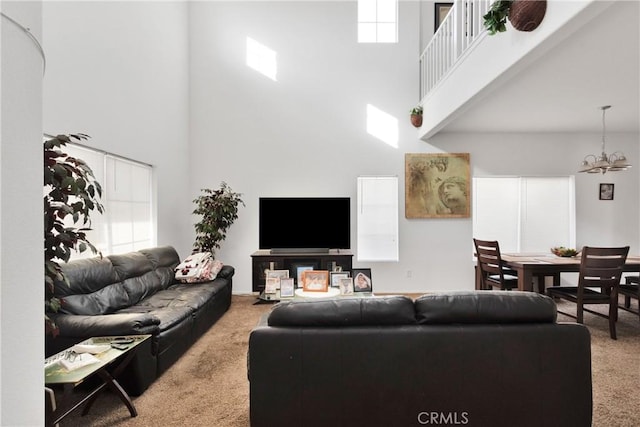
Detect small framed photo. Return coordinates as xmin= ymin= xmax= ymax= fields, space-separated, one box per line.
xmin=279 ymin=277 xmax=295 ymax=298
xmin=293 ymin=264 xmax=317 ymax=288
xmin=330 ymin=271 xmax=350 ymax=288
xmin=264 ymin=277 xmax=280 ymax=294
xmin=339 ymin=277 xmax=354 ymax=295
xmin=266 ymin=269 xmax=289 ymax=280
xmin=435 ymin=2 xmax=453 ymax=31
xmin=302 ymin=270 xmax=329 ymax=292
xmin=599 ymin=183 xmax=614 ymax=200
xmin=352 ymin=268 xmax=373 ymax=293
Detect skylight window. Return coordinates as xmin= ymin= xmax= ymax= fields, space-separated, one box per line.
xmin=246 ymin=37 xmax=277 ymax=81
xmin=358 ymin=0 xmax=398 ymax=43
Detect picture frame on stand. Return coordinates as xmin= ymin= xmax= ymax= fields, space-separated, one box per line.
xmin=293 ymin=264 xmax=317 ymax=288
xmin=280 ymin=277 xmax=295 ymax=298
xmin=339 ymin=277 xmax=354 ymax=295
xmin=352 ymin=268 xmax=373 ymax=292
xmin=265 ymin=269 xmax=289 ymax=280
xmin=302 ymin=270 xmax=329 ymax=292
xmin=330 ymin=271 xmax=350 ymax=288
xmin=264 ymin=277 xmax=280 ymax=295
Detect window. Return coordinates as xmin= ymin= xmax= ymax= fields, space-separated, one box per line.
xmin=63 ymin=144 xmax=155 ymax=259
xmin=357 ymin=176 xmax=399 ymax=261
xmin=473 ymin=176 xmax=576 ymax=253
xmin=358 ymin=0 xmax=398 ymax=43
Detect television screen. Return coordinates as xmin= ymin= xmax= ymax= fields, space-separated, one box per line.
xmin=259 ymin=197 xmax=350 ymax=252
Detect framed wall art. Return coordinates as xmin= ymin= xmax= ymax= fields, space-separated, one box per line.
xmin=302 ymin=270 xmax=329 ymax=292
xmin=351 ymin=268 xmax=373 ymax=293
xmin=435 ymin=3 xmax=453 ymax=31
xmin=599 ymin=183 xmax=614 ymax=200
xmin=405 ymin=153 xmax=471 ymax=218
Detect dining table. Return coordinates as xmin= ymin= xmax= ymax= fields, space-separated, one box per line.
xmin=491 ymin=253 xmax=640 ymax=292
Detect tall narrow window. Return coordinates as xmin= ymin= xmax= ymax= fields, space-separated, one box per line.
xmin=63 ymin=144 xmax=154 ymax=259
xmin=473 ymin=176 xmax=575 ymax=253
xmin=357 ymin=176 xmax=399 ymax=261
xmin=358 ymin=0 xmax=398 ymax=43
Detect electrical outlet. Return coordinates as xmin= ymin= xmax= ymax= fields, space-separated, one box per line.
xmin=407 ymin=270 xmax=412 ymax=278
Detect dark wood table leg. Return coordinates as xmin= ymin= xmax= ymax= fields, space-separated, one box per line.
xmin=519 ymin=268 xmax=534 ymax=292
xmin=81 ymin=348 xmax=139 ymax=417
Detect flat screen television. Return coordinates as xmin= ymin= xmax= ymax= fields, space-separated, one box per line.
xmin=259 ymin=197 xmax=350 ymax=253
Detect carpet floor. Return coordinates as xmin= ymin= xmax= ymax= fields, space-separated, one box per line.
xmin=54 ymin=293 xmax=640 ymax=427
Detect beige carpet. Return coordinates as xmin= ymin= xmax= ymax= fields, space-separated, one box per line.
xmin=55 ymin=294 xmax=640 ymax=427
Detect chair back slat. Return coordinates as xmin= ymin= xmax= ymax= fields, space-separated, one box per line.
xmin=578 ymin=246 xmax=629 ymax=292
xmin=473 ymin=238 xmax=514 ymax=290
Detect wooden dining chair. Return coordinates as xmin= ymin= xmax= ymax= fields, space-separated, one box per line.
xmin=546 ymin=246 xmax=629 ymax=340
xmin=618 ymin=275 xmax=639 ymax=322
xmin=473 ymin=239 xmax=518 ymax=291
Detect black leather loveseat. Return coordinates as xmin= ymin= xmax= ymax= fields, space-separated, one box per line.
xmin=46 ymin=246 xmax=234 ymax=395
xmin=248 ymin=291 xmax=592 ymax=427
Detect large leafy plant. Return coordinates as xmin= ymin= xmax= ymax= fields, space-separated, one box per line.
xmin=193 ymin=182 xmax=244 ymax=255
xmin=44 ymin=134 xmax=104 ymax=335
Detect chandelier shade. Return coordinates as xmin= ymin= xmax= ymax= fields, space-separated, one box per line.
xmin=578 ymin=105 xmax=632 ymax=174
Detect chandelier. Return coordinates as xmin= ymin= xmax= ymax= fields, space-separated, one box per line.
xmin=578 ymin=105 xmax=632 ymax=174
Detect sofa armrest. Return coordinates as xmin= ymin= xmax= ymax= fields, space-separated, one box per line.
xmin=217 ymin=265 xmax=235 ymax=280
xmin=50 ymin=312 xmax=160 ymax=338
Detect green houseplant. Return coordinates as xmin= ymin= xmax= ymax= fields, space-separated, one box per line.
xmin=483 ymin=0 xmax=547 ymax=35
xmin=483 ymin=0 xmax=512 ymax=35
xmin=44 ymin=133 xmax=104 ymax=335
xmin=410 ymin=105 xmax=423 ymax=128
xmin=192 ymin=182 xmax=244 ymax=255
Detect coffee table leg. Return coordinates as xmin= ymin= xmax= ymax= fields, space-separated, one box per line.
xmin=81 ymin=369 xmax=137 ymax=417
xmin=81 ymin=349 xmax=140 ymax=417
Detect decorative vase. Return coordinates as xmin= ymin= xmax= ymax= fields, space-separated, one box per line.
xmin=411 ymin=114 xmax=423 ymax=128
xmin=508 ymin=0 xmax=547 ymax=32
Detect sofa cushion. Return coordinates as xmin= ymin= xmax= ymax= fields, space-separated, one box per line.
xmin=109 ymin=252 xmax=154 ymax=281
xmin=268 ymin=295 xmax=416 ymax=326
xmin=57 ymin=247 xmax=181 ymax=316
xmin=415 ymin=290 xmax=557 ymax=324
xmin=60 ymin=283 xmax=131 ymax=315
xmin=55 ymin=256 xmax=117 ymax=296
xmin=140 ymin=246 xmax=181 ymax=270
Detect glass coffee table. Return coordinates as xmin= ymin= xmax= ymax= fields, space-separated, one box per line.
xmin=45 ymin=334 xmax=151 ymax=427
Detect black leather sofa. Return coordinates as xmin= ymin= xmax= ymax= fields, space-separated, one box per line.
xmin=248 ymin=291 xmax=592 ymax=427
xmin=46 ymin=246 xmax=234 ymax=395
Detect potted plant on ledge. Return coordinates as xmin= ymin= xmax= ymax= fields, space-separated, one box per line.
xmin=483 ymin=0 xmax=547 ymax=35
xmin=410 ymin=106 xmax=423 ymax=128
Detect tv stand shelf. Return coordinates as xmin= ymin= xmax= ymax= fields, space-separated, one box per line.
xmin=251 ymin=250 xmax=354 ymax=293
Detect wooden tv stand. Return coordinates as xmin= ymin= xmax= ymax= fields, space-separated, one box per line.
xmin=251 ymin=250 xmax=353 ymax=293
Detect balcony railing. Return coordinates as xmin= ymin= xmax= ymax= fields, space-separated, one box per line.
xmin=419 ymin=0 xmax=492 ymax=101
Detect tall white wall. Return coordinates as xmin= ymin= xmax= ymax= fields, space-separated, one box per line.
xmin=1 ymin=1 xmax=44 ymax=424
xmin=189 ymin=1 xmax=424 ymax=292
xmin=42 ymin=0 xmax=192 ymax=257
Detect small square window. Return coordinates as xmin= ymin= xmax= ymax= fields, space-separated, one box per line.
xmin=357 ymin=0 xmax=398 ymax=43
